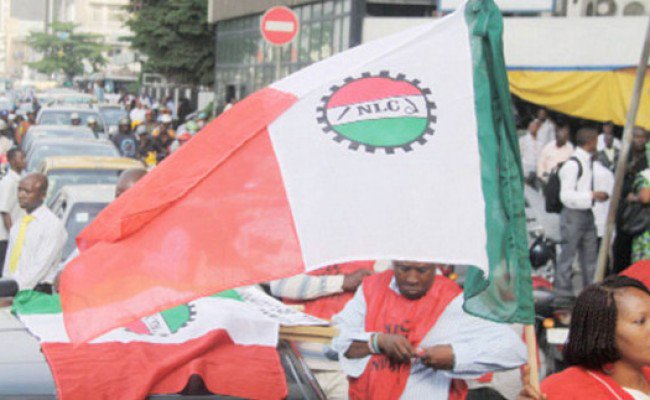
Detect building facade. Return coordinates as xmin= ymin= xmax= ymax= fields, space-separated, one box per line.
xmin=52 ymin=0 xmax=138 ymax=76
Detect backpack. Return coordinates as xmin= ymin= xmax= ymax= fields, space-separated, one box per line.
xmin=544 ymin=156 xmax=582 ymax=214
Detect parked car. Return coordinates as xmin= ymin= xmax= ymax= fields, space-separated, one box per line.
xmin=0 ymin=281 xmax=326 ymax=399
xmin=38 ymin=156 xmax=143 ymax=203
xmin=21 ymin=125 xmax=97 ymax=154
xmin=36 ymin=107 xmax=107 ymax=135
xmin=26 ymin=138 xmax=119 ymax=172
xmin=49 ymin=184 xmax=115 ymax=260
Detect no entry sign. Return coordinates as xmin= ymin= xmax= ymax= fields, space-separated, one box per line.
xmin=261 ymin=6 xmax=299 ymax=46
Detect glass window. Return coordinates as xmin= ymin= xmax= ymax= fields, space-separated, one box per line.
xmin=309 ymin=21 xmax=322 ymax=62
xmin=341 ymin=16 xmax=350 ymax=50
xmin=334 ymin=0 xmax=343 ymax=16
xmin=333 ymin=18 xmax=341 ymax=53
xmin=321 ymin=19 xmax=334 ymax=59
xmin=323 ymin=1 xmax=334 ymax=17
xmin=299 ymin=24 xmax=310 ymax=62
xmin=343 ymin=0 xmax=352 ymax=13
xmin=301 ymin=4 xmax=311 ymax=21
xmin=312 ymin=2 xmax=323 ymax=20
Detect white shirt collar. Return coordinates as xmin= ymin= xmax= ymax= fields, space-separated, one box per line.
xmin=28 ymin=204 xmax=47 ymax=219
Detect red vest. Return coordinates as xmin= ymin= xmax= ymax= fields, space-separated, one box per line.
xmin=348 ymin=270 xmax=465 ymax=400
xmin=283 ymin=261 xmax=374 ymax=320
xmin=541 ymin=366 xmax=650 ymax=400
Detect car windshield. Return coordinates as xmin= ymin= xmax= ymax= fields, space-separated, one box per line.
xmin=39 ymin=111 xmax=103 ymax=130
xmin=63 ymin=202 xmax=109 ymax=259
xmin=47 ymin=169 xmax=121 ymax=202
xmin=100 ymin=108 xmax=127 ymax=126
xmin=27 ymin=143 xmax=119 ymax=171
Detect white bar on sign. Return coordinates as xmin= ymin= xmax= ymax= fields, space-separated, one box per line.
xmin=265 ymin=21 xmax=294 ymax=32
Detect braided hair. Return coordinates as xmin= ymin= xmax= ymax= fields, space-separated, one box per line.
xmin=563 ymin=275 xmax=650 ymax=370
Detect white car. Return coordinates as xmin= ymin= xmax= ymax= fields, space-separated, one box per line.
xmin=49 ymin=184 xmax=116 ymax=261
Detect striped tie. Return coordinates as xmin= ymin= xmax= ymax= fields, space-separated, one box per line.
xmin=8 ymin=214 xmax=35 ymax=274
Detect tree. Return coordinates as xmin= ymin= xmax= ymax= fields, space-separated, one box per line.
xmin=124 ymin=0 xmax=215 ymax=86
xmin=27 ymin=22 xmax=109 ymax=81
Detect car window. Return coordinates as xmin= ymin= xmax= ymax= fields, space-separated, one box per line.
xmin=27 ymin=143 xmax=119 ymax=171
xmin=100 ymin=108 xmax=127 ymax=126
xmin=62 ymin=202 xmax=109 ymax=259
xmin=47 ymin=169 xmax=121 ymax=202
xmin=39 ymin=111 xmax=105 ymax=131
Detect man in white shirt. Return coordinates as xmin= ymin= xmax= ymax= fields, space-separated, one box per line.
xmin=596 ymin=121 xmax=620 ymax=171
xmin=129 ymin=101 xmax=147 ymax=123
xmin=271 ymin=261 xmax=377 ymax=399
xmin=536 ymin=108 xmax=556 ymax=146
xmin=0 ymin=149 xmax=25 ymax=269
xmin=331 ymin=261 xmax=527 ymax=399
xmin=556 ymin=128 xmax=609 ymax=301
xmin=597 ymin=121 xmax=621 ymax=152
xmin=2 ymin=173 xmax=66 ymax=292
xmin=519 ymin=119 xmax=543 ymax=185
xmin=537 ymin=123 xmax=574 ymax=183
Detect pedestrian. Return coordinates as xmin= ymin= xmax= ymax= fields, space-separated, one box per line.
xmin=537 ymin=123 xmax=574 ymax=184
xmin=152 ymin=114 xmax=175 ymax=162
xmin=519 ymin=276 xmax=650 ymax=400
xmin=129 ymin=100 xmax=146 ymax=123
xmin=86 ymin=116 xmax=100 ymax=135
xmin=112 ymin=117 xmax=139 ymax=159
xmin=597 ymin=121 xmax=621 ymax=152
xmin=625 ymin=166 xmax=650 ymax=263
xmin=536 ymin=108 xmax=556 ymax=146
xmin=596 ymin=121 xmax=620 ymax=171
xmin=0 ymin=121 xmax=13 ymax=157
xmin=519 ymin=119 xmax=544 ymax=187
xmin=0 ymin=149 xmax=25 ymax=271
xmin=93 ymin=80 xmax=105 ymax=103
xmin=271 ymin=261 xmax=375 ymax=399
xmin=14 ymin=111 xmax=36 ymax=146
xmin=332 ymin=261 xmax=527 ymax=399
xmin=2 ymin=173 xmax=66 ymax=292
xmin=70 ymin=113 xmax=81 ymax=126
xmin=592 ymin=160 xmax=614 ymax=247
xmin=614 ymin=127 xmax=649 ymax=273
xmin=555 ymin=127 xmax=608 ymax=303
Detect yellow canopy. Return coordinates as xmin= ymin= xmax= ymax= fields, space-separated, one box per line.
xmin=508 ymin=69 xmax=650 ymax=130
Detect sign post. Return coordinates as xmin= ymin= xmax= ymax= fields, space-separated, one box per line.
xmin=260 ymin=6 xmax=299 ymax=82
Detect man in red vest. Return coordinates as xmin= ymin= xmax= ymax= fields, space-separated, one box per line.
xmin=331 ymin=261 xmax=527 ymax=399
xmin=271 ymin=260 xmax=377 ymax=399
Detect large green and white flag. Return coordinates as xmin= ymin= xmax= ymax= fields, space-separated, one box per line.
xmin=62 ymin=0 xmax=533 ymax=343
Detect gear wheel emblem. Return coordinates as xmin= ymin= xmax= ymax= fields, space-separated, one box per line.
xmin=125 ymin=303 xmax=196 ymax=337
xmin=317 ymin=71 xmax=437 ymax=154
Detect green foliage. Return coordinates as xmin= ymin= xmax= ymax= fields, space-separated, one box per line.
xmin=124 ymin=0 xmax=215 ymax=85
xmin=26 ymin=22 xmax=109 ymax=80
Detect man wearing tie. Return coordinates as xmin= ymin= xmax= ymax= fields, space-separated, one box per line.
xmin=2 ymin=173 xmax=66 ymax=293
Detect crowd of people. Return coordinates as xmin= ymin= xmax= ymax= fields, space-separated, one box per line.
xmin=518 ymin=109 xmax=650 ymax=301
xmin=3 ymin=91 xmax=650 ymax=399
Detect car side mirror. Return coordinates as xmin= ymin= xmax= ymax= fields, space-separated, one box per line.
xmin=0 ymin=279 xmax=18 ymax=298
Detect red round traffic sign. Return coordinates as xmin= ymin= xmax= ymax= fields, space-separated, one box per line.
xmin=260 ymin=6 xmax=299 ymax=46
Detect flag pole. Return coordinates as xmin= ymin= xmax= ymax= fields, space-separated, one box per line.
xmin=595 ymin=16 xmax=650 ymax=282
xmin=524 ymin=325 xmax=540 ymax=389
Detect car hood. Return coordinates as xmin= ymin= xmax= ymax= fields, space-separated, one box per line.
xmin=0 ymin=308 xmax=56 ymax=396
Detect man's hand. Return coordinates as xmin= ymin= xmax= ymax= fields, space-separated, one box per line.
xmin=417 ymin=345 xmax=455 ymax=370
xmin=592 ymin=191 xmax=609 ymax=202
xmin=517 ymin=365 xmax=547 ymax=400
xmin=342 ymin=269 xmax=373 ymax=292
xmin=377 ymin=333 xmax=415 ymax=363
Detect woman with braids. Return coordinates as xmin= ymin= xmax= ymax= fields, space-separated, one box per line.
xmin=519 ymin=275 xmax=650 ymax=399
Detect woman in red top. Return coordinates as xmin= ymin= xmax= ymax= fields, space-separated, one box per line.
xmin=520 ymin=276 xmax=650 ymax=399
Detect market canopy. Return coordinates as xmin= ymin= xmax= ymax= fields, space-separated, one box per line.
xmin=364 ymin=15 xmax=650 ymax=128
